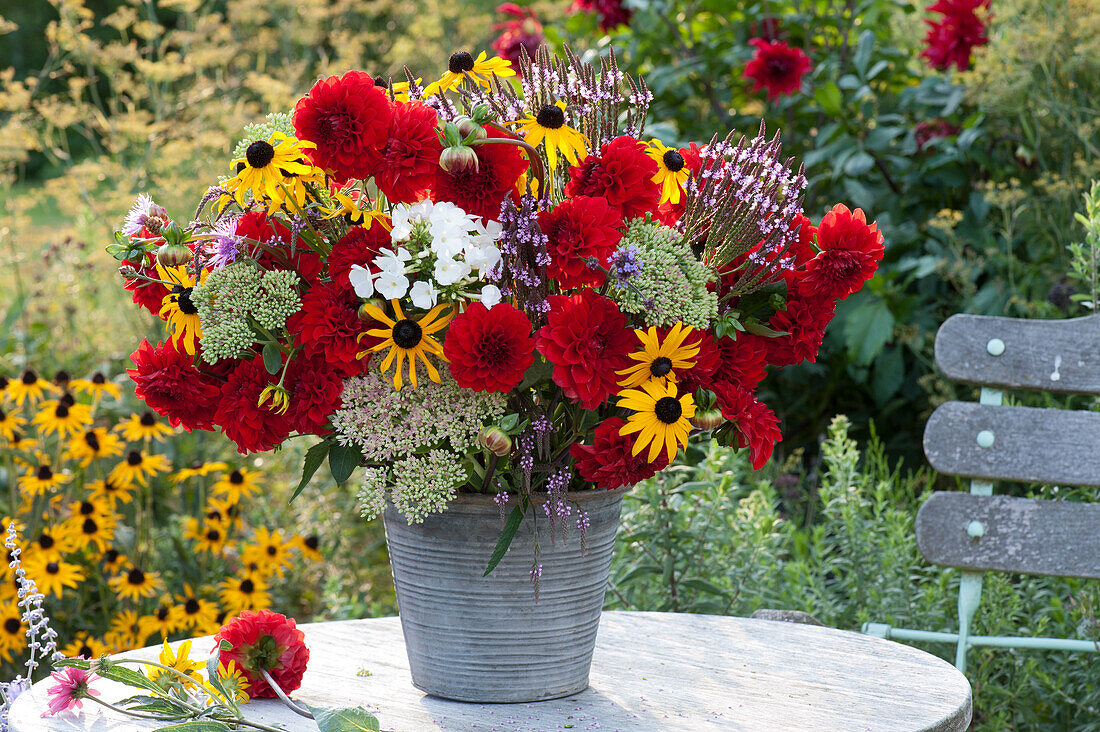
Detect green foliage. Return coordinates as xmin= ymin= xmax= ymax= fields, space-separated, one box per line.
xmin=1066 ymin=180 xmax=1100 ymax=312
xmin=609 ymin=417 xmax=1100 ymax=729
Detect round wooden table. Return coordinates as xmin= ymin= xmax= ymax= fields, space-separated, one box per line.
xmin=10 ymin=611 xmax=972 ymax=731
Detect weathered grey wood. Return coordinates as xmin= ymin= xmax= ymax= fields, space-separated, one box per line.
xmin=916 ymin=492 xmax=1100 ymax=579
xmin=934 ymin=313 xmax=1100 ymax=394
xmin=750 ymin=608 xmax=825 ymax=626
xmin=923 ymin=401 xmax=1100 ymax=487
xmin=10 ymin=612 xmax=972 ymax=732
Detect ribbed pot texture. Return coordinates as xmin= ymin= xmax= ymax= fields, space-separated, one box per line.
xmin=383 ymin=487 xmax=626 ymax=703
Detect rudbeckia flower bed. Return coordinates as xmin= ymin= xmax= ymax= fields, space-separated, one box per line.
xmin=107 ymin=44 xmax=883 ymax=576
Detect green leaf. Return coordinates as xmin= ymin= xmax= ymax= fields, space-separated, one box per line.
xmin=308 ymin=704 xmax=382 ymax=731
xmin=484 ymin=505 xmax=523 ymax=576
xmin=679 ymin=578 xmax=728 ymax=597
xmin=741 ymin=320 xmax=787 ymax=338
xmin=53 ymin=658 xmax=92 ymax=670
xmin=871 ymin=346 xmax=905 ymax=404
xmin=95 ymin=663 xmax=164 ymax=694
xmin=292 ymin=441 xmax=331 ymax=502
xmin=156 ymin=723 xmax=232 ymax=732
xmin=844 ymin=151 xmax=875 ymax=177
xmin=518 ymin=355 xmax=554 ymax=390
xmin=262 ymin=342 xmax=282 ymax=375
xmin=853 ymin=30 xmax=875 ymax=77
xmin=844 ymin=300 xmax=894 ymax=367
xmin=329 ymin=442 xmax=363 ymax=485
xmin=813 ymin=82 xmax=843 ymax=117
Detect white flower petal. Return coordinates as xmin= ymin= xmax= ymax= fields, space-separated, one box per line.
xmin=348 ymin=265 xmax=375 ymax=298
xmin=480 ymin=284 xmax=502 ymax=308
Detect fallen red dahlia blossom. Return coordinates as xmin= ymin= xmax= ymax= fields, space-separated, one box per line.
xmin=127 ymin=340 xmax=222 ymax=431
xmin=571 ymin=416 xmax=669 ymax=489
xmin=293 ymin=70 xmax=393 ymax=181
xmin=444 ymin=302 xmax=535 ymax=392
xmin=535 ymin=289 xmax=634 ymax=409
xmin=214 ymin=609 xmax=309 ymax=699
xmin=743 ymin=38 xmax=813 ymax=101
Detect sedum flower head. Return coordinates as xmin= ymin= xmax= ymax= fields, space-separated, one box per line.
xmin=232 ymin=112 xmax=296 ymax=160
xmin=609 ymin=218 xmax=718 ymax=329
xmin=390 ymin=449 xmax=470 ymax=523
xmin=192 ymin=262 xmax=301 ymax=364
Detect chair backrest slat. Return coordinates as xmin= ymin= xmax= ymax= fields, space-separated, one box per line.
xmin=934 ymin=313 xmax=1100 ymax=395
xmin=923 ymin=402 xmax=1100 ymax=487
xmin=915 ymin=492 xmax=1100 ymax=580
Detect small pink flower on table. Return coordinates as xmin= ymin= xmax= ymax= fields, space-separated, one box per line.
xmin=44 ymin=667 xmax=99 ymax=716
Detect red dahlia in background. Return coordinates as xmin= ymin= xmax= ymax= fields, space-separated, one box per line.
xmin=571 ymin=417 xmax=669 ymax=489
xmin=292 ymin=71 xmax=393 ymax=181
xmin=491 ymin=3 xmax=545 ymax=73
xmin=214 ymin=610 xmax=309 ymax=699
xmin=327 ymin=224 xmax=391 ymax=288
xmin=570 ymin=0 xmax=633 ymax=31
xmin=539 ymin=195 xmax=624 ymax=289
xmin=743 ymin=38 xmax=812 ymax=101
xmin=565 ymin=136 xmax=659 ymax=222
xmin=535 ymin=289 xmax=634 ymax=409
xmin=127 ymin=340 xmax=222 ymax=431
xmin=444 ymin=302 xmax=535 ymax=392
xmin=373 ymin=101 xmax=444 ymax=204
xmin=921 ymin=0 xmax=989 ymax=71
xmin=432 ymin=127 xmax=530 ymax=222
xmin=214 ymin=356 xmax=291 ymax=454
xmin=713 ymin=384 xmax=783 ymax=470
xmin=800 ymin=204 xmax=884 ymax=301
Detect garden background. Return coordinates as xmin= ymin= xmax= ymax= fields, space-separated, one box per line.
xmin=1 ymin=0 xmax=1098 ymax=727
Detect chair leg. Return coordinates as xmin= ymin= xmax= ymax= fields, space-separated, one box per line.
xmin=955 ymin=571 xmax=983 ymax=673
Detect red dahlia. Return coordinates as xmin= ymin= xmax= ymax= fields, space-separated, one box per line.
xmin=373 ymin=101 xmax=443 ymax=204
xmin=538 ymin=195 xmax=624 ymax=289
xmin=800 ymin=204 xmax=884 ymax=301
xmin=123 ymin=249 xmax=168 ymax=315
xmin=432 ymin=127 xmax=530 ymax=222
xmin=292 ymin=70 xmax=393 ymax=181
xmin=765 ymin=295 xmax=836 ymax=367
xmin=788 ymin=212 xmax=818 ymax=267
xmin=286 ymin=279 xmax=370 ymax=377
xmin=570 ymin=416 xmax=669 ymax=489
xmin=285 ymin=354 xmax=344 ymax=437
xmin=214 ymin=356 xmax=292 ymax=454
xmin=444 ymin=302 xmax=535 ymax=392
xmin=213 ymin=610 xmax=309 ymax=699
xmin=236 ymin=212 xmax=323 ymax=286
xmin=710 ymin=334 xmax=769 ymax=393
xmin=921 ymin=0 xmax=989 ymax=71
xmin=564 ymin=136 xmax=660 ymax=222
xmin=327 ymin=224 xmax=391 ymax=288
xmin=743 ymin=38 xmax=813 ymax=101
xmin=713 ymin=384 xmax=782 ymax=470
xmin=535 ymin=290 xmax=634 ymax=409
xmin=127 ymin=340 xmax=221 ymax=431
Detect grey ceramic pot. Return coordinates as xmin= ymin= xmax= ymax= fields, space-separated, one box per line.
xmin=383 ymin=487 xmax=627 ymax=703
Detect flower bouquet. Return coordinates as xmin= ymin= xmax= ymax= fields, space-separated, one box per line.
xmin=109 ymin=46 xmax=883 ymax=701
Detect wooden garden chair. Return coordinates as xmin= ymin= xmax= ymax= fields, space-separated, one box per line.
xmin=863 ymin=313 xmax=1100 ymax=672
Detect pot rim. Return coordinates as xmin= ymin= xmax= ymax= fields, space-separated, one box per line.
xmin=446 ymin=484 xmax=630 ymax=507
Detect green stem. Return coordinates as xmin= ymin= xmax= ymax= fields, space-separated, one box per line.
xmin=259 ymin=668 xmax=314 ymax=719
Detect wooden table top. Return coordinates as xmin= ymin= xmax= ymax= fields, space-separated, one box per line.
xmin=10 ymin=611 xmax=972 ymax=731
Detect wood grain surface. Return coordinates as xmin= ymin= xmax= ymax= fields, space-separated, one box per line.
xmin=934 ymin=313 xmax=1100 ymax=394
xmin=923 ymin=401 xmax=1100 ymax=487
xmin=916 ymin=492 xmax=1100 ymax=579
xmin=10 ymin=612 xmax=971 ymax=732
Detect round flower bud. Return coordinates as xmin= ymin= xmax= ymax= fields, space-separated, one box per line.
xmin=439 ymin=145 xmax=480 ymax=175
xmin=156 ymin=242 xmax=192 ymax=268
xmin=690 ymin=409 xmax=725 ymax=431
xmin=455 ymin=116 xmax=486 ymax=141
xmin=161 ymin=220 xmax=188 ymax=246
xmin=478 ymin=426 xmax=513 ymax=457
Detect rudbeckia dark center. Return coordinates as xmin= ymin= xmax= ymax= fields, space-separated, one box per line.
xmin=79 ymin=645 xmax=92 ymax=658
xmin=84 ymin=431 xmax=100 ymax=450
xmin=175 ymin=287 xmax=198 ymax=315
xmin=127 ymin=450 xmax=142 ymax=466
xmin=207 ymin=510 xmax=222 ymax=521
xmin=228 ymin=505 xmax=240 ymax=518
xmin=393 ymin=319 xmax=423 ymax=349
xmin=229 ymin=470 xmax=244 ymax=484
xmin=157 ymin=606 xmax=169 ymax=620
xmin=206 ymin=528 xmax=221 ymax=541
xmin=373 ymin=75 xmax=387 ymax=87
xmin=140 ymin=412 xmax=156 ymax=426
xmin=4 ymin=618 xmax=19 ymax=634
xmin=38 ymin=534 xmax=54 ymax=550
xmin=21 ymin=370 xmax=36 ymax=385
xmin=448 ymin=51 xmax=475 ymax=73
xmin=304 ymin=535 xmax=319 ymax=550
xmin=36 ymin=465 xmax=53 ymax=480
xmin=663 ymin=150 xmax=686 ymax=172
xmin=54 ymin=370 xmax=70 ymax=385
xmin=266 ymin=545 xmax=277 ymax=556
xmin=654 ymin=396 xmax=683 ymax=424
xmin=60 ymin=392 xmax=75 ymax=407
xmin=127 ymin=568 xmax=145 ymax=585
xmin=185 ymin=599 xmax=200 ymax=614
xmin=105 ymin=549 xmax=119 ymax=562
xmin=55 ymin=403 xmax=70 ymax=418
xmin=650 ymin=357 xmax=673 ymax=377
xmin=245 ymin=140 xmax=275 ymax=169
xmin=92 ymin=372 xmax=106 ymax=384
xmin=82 ymin=518 xmax=97 ymax=534
xmin=240 ymin=579 xmax=255 ymax=593
xmin=235 ymin=161 xmax=246 ymax=174
xmin=536 ymin=105 xmax=566 ymax=129
xmin=45 ymin=562 xmax=59 ymax=574
xmin=80 ymin=501 xmax=95 ymax=515
xmin=104 ymin=479 xmax=120 ymax=493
